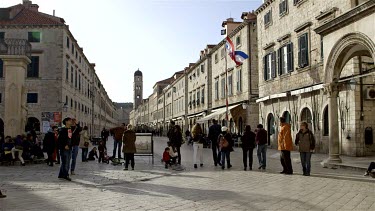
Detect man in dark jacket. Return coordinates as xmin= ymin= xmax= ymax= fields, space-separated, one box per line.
xmin=58 ymin=117 xmax=73 ymax=181
xmin=208 ymin=119 xmax=221 ymax=166
xmin=43 ymin=126 xmax=58 ymax=167
xmin=256 ymin=124 xmax=268 ymax=170
xmin=110 ymin=123 xmax=126 ymax=159
xmin=101 ymin=128 xmax=109 ymax=147
xmin=70 ymin=118 xmax=81 ymax=175
xmin=167 ymin=121 xmax=176 ymax=143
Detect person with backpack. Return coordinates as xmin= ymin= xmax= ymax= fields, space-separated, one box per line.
xmin=256 ymin=124 xmax=268 ymax=170
xmin=208 ymin=119 xmax=222 ymax=166
xmin=218 ymin=126 xmax=233 ymax=170
xmin=192 ymin=123 xmax=204 ymax=168
xmin=241 ymin=125 xmax=256 ymax=171
xmin=295 ymin=121 xmax=315 ymax=176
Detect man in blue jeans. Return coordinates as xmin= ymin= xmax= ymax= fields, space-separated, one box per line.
xmin=70 ymin=119 xmax=81 ymax=175
xmin=58 ymin=117 xmax=73 ymax=181
xmin=110 ymin=123 xmax=126 ymax=159
xmin=255 ymin=124 xmax=268 ymax=170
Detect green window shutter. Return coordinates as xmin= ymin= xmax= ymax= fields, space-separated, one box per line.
xmin=263 ymin=56 xmax=268 ymax=81
xmin=277 ymin=48 xmax=282 ymax=75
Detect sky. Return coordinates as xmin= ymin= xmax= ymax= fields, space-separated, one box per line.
xmin=1 ymin=0 xmax=262 ymax=103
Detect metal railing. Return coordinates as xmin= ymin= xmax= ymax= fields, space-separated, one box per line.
xmin=0 ymin=39 xmax=31 ymax=58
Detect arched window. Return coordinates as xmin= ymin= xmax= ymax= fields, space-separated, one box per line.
xmin=323 ymin=106 xmax=329 ymax=136
xmin=282 ymin=111 xmax=291 ymax=124
xmin=301 ymin=107 xmax=312 ymax=130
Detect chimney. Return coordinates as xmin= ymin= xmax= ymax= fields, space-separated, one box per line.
xmin=23 ymin=0 xmax=39 ymax=12
xmin=53 ymin=10 xmax=55 ymax=16
xmin=221 ymin=17 xmax=241 ymax=37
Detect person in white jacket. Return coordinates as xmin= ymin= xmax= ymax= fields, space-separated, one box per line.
xmin=79 ymin=126 xmax=90 ymax=162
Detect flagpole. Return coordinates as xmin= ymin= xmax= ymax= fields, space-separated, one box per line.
xmin=225 ymin=45 xmax=229 ymax=126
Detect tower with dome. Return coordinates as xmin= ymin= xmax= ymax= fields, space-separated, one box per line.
xmin=133 ymin=69 xmax=143 ymax=110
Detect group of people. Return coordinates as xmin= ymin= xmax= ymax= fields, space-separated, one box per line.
xmin=163 ymin=117 xmax=317 ymax=176
xmin=0 ymin=133 xmax=44 ymax=166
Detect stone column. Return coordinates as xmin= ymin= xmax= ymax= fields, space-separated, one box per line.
xmin=322 ymin=82 xmax=342 ymax=167
xmin=2 ymin=55 xmax=31 ymax=137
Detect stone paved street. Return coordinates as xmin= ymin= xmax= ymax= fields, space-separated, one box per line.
xmin=1 ymin=136 xmax=374 ymax=211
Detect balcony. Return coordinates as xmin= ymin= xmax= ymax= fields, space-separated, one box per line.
xmin=0 ymin=39 xmax=31 ymax=58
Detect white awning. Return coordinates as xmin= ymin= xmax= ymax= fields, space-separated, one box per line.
xmin=256 ymin=92 xmax=287 ymax=103
xmin=196 ymin=104 xmax=239 ymax=123
xmin=290 ymin=84 xmax=323 ymax=96
xmin=187 ymin=112 xmax=205 ymax=119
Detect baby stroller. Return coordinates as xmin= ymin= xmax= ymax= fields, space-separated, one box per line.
xmin=102 ymin=151 xmax=110 ymax=164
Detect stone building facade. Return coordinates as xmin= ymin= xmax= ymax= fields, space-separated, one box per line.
xmin=114 ymin=102 xmax=133 ymax=125
xmin=256 ymin=0 xmax=375 ymax=157
xmin=130 ymin=14 xmax=259 ymax=136
xmin=0 ymin=1 xmax=117 ymax=136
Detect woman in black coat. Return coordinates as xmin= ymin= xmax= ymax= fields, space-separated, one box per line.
xmin=241 ymin=125 xmax=256 ymax=171
xmin=172 ymin=125 xmax=183 ymax=165
xmin=43 ymin=126 xmax=57 ymax=166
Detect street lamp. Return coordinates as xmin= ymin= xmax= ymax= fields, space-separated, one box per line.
xmin=242 ymin=102 xmax=248 ymax=110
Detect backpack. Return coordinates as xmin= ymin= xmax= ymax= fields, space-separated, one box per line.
xmin=219 ymin=135 xmax=229 ymax=149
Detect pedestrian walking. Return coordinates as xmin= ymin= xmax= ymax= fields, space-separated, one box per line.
xmin=278 ymin=117 xmax=293 ymax=175
xmin=0 ymin=190 xmax=6 ymax=198
xmin=172 ymin=125 xmax=183 ymax=165
xmin=208 ymin=119 xmax=222 ymax=166
xmin=123 ymin=124 xmax=136 ymax=170
xmin=364 ymin=162 xmax=375 ymax=177
xmin=256 ymin=124 xmax=268 ymax=170
xmin=192 ymin=123 xmax=204 ymax=168
xmin=295 ymin=122 xmax=315 ymax=176
xmin=70 ymin=119 xmax=81 ymax=175
xmin=241 ymin=125 xmax=256 ymax=171
xmin=110 ymin=123 xmax=126 ymax=159
xmin=58 ymin=117 xmax=73 ymax=181
xmin=43 ymin=126 xmax=58 ymax=167
xmin=79 ymin=126 xmax=90 ymax=162
xmin=218 ymin=126 xmax=233 ymax=170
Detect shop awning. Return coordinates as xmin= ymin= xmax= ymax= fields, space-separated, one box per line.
xmin=197 ymin=104 xmax=240 ymax=123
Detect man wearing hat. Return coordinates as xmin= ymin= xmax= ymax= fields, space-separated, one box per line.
xmin=58 ymin=117 xmax=73 ymax=181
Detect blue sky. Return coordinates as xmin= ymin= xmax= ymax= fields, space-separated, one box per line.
xmin=1 ymin=0 xmax=262 ymax=102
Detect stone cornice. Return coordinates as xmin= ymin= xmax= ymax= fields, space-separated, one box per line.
xmin=315 ymin=7 xmax=338 ymax=20
xmin=315 ymin=0 xmax=375 ymax=36
xmin=294 ymin=21 xmax=312 ymax=32
xmin=255 ymin=0 xmax=276 ymax=15
xmin=277 ymin=33 xmax=291 ymax=42
xmin=263 ymin=42 xmax=275 ymax=50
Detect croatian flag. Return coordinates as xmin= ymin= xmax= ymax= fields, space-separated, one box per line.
xmin=225 ymin=36 xmax=249 ymax=66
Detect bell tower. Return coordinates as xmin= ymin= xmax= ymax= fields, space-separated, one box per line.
xmin=133 ymin=69 xmax=143 ymax=110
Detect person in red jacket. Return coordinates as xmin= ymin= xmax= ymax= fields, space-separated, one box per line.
xmin=163 ymin=147 xmax=171 ymax=169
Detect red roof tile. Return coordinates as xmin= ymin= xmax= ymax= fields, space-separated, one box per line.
xmin=0 ymin=5 xmax=64 ymax=26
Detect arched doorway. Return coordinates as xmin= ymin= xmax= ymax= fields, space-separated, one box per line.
xmin=238 ymin=117 xmax=243 ymax=135
xmin=282 ymin=111 xmax=291 ymax=124
xmin=0 ymin=118 xmax=4 ymax=135
xmin=267 ymin=113 xmax=275 ymax=145
xmin=25 ymin=117 xmax=40 ymax=132
xmin=300 ymin=108 xmax=312 ymax=130
xmin=323 ymin=32 xmax=375 ymax=160
xmin=323 ymin=106 xmax=329 ymax=136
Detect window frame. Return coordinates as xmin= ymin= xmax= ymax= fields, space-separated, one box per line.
xmin=228 ymin=74 xmax=233 ymax=96
xmin=27 ymin=56 xmax=39 ymax=78
xmin=298 ymin=33 xmax=309 ymax=68
xmin=28 ymin=32 xmax=41 ymax=43
xmin=221 ymin=77 xmax=226 ymax=99
xmin=264 ymin=10 xmax=272 ymax=27
xmin=236 ymin=69 xmax=242 ymax=92
xmin=214 ymin=78 xmax=219 ymax=100
xmin=279 ymin=0 xmax=288 ymax=16
xmin=27 ymin=93 xmax=38 ymax=104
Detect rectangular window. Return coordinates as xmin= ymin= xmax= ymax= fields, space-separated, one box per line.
xmin=236 ymin=36 xmax=241 ymax=46
xmin=221 ymin=78 xmax=225 ymax=98
xmin=27 ymin=93 xmax=38 ymax=103
xmin=27 ymin=56 xmax=39 ymax=77
xmin=0 ymin=59 xmax=3 ymax=78
xmin=65 ymin=96 xmax=68 ymax=104
xmin=201 ymin=87 xmax=205 ymax=104
xmin=215 ymin=79 xmax=219 ymax=100
xmin=197 ymin=88 xmax=200 ymax=105
xmin=215 ymin=53 xmax=218 ymax=63
xmin=228 ymin=75 xmax=233 ymax=96
xmin=66 ymin=37 xmax=70 ymax=48
xmin=263 ymin=52 xmax=276 ymax=81
xmin=294 ymin=0 xmax=303 ymax=5
xmin=71 ymin=66 xmax=74 ymax=84
xmin=65 ymin=61 xmax=69 ymax=81
xmin=279 ymin=0 xmax=288 ymax=15
xmin=200 ymin=64 xmax=204 ymax=73
xmin=0 ymin=32 xmax=4 ymax=39
xmin=298 ymin=33 xmax=309 ymax=68
xmin=221 ymin=48 xmax=225 ymax=58
xmin=236 ymin=69 xmax=242 ymax=92
xmin=28 ymin=32 xmax=41 ymax=43
xmin=320 ymin=36 xmax=324 ymax=61
xmin=277 ymin=44 xmax=293 ymax=75
xmin=0 ymin=93 xmax=2 ymax=103
xmin=71 ymin=44 xmax=75 ymax=54
xmin=70 ymin=99 xmax=73 ymax=107
xmin=264 ymin=10 xmax=272 ymax=26
xmin=78 ymin=74 xmax=81 ymax=90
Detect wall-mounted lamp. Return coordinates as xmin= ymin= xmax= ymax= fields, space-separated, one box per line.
xmin=242 ymin=103 xmax=248 ymax=110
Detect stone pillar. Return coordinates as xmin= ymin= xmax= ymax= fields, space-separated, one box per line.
xmin=322 ymin=82 xmax=342 ymax=167
xmin=2 ymin=55 xmax=31 ymax=137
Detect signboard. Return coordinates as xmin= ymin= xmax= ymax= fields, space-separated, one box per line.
xmin=41 ymin=112 xmax=62 ymax=133
xmin=135 ymin=133 xmax=154 ymax=164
